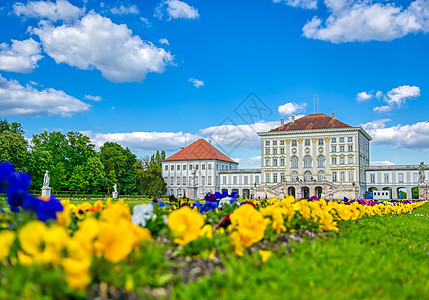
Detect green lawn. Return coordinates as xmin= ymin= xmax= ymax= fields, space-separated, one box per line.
xmin=172 ymin=203 xmax=429 ymax=299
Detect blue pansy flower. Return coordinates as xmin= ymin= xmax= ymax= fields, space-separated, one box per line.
xmin=7 ymin=171 xmax=31 ymax=212
xmin=0 ymin=162 xmax=15 ymax=194
xmin=22 ymin=195 xmax=64 ymax=222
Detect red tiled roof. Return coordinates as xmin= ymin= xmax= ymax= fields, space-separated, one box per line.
xmin=163 ymin=139 xmax=237 ymax=163
xmin=270 ymin=113 xmax=351 ymax=132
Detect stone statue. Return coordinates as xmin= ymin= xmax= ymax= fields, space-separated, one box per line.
xmin=43 ymin=171 xmax=50 ymax=188
xmin=419 ymin=162 xmax=426 ymax=185
xmin=113 ymin=183 xmax=118 ymax=193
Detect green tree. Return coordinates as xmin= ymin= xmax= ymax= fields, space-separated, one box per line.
xmin=0 ymin=119 xmax=29 ymax=172
xmin=84 ymin=156 xmax=105 ymax=193
xmin=68 ymin=165 xmax=88 ymax=196
xmin=99 ymin=142 xmax=137 ymax=194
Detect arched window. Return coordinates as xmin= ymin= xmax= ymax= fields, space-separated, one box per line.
xmin=304 ymin=171 xmax=312 ymax=181
xmin=291 ymin=156 xmax=298 ymax=168
xmin=304 ymin=156 xmax=312 ymax=168
xmin=291 ymin=171 xmax=298 ymax=181
xmin=317 ymin=155 xmax=325 ymax=168
xmin=318 ymin=170 xmax=325 ymax=181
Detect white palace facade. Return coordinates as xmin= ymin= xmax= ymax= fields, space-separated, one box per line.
xmin=162 ymin=113 xmax=428 ymax=200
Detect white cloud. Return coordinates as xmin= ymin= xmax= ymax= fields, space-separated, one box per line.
xmin=85 ymin=121 xmax=279 ymax=154
xmin=188 ymin=78 xmax=204 ymax=88
xmin=84 ymin=94 xmax=102 ymax=101
xmin=233 ymin=156 xmax=261 ymax=166
xmin=0 ymin=38 xmax=43 ymax=73
xmin=362 ymin=119 xmax=429 ymax=151
xmin=0 ymin=74 xmax=90 ymax=117
xmin=140 ymin=17 xmax=151 ymax=26
xmin=374 ymin=85 xmax=420 ymax=113
xmin=84 ymin=131 xmax=200 ymax=152
xmin=110 ymin=5 xmax=139 ymax=15
xmin=155 ymin=0 xmax=199 ymax=20
xmin=274 ymin=0 xmax=318 ymax=10
xmin=159 ymin=38 xmax=170 ymax=45
xmin=302 ymin=0 xmax=429 ymax=43
xmin=13 ymin=0 xmax=84 ymax=22
xmin=370 ymin=161 xmax=396 ymax=166
xmin=278 ymin=102 xmax=307 ymax=115
xmin=200 ymin=121 xmax=280 ymax=150
xmin=375 ymin=91 xmax=383 ymax=98
xmin=356 ymin=91 xmax=373 ymax=102
xmin=33 ymin=13 xmax=173 ymax=83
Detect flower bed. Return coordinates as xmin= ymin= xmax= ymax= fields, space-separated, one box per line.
xmin=0 ymin=162 xmax=426 ymax=299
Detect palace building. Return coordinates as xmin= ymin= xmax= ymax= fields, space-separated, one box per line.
xmin=162 ymin=113 xmax=427 ymax=199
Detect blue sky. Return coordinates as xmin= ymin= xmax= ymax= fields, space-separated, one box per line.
xmin=0 ymin=0 xmax=428 ymax=167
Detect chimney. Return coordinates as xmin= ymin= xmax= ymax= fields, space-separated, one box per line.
xmin=291 ymin=115 xmax=296 ymax=123
xmin=209 ymin=140 xmax=212 ymax=144
xmin=280 ymin=119 xmax=284 ymax=127
xmin=332 ymin=113 xmax=336 ymax=120
xmin=179 ymin=147 xmax=184 ymax=151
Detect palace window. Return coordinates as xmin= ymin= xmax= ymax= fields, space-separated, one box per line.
xmin=202 ymin=176 xmax=205 ymax=185
xmin=223 ymin=176 xmax=227 ymax=184
xmin=202 ymin=164 xmax=205 ymax=170
xmin=332 ymin=146 xmax=336 ymax=152
xmin=280 ymin=158 xmax=285 ymax=166
xmin=265 ymin=141 xmax=270 ymax=146
xmin=280 ymin=148 xmax=285 ymax=154
xmin=171 ymin=165 xmax=174 ymax=171
xmin=281 ymin=173 xmax=285 ymax=182
xmin=348 ymin=171 xmax=353 ymax=182
xmin=292 ymin=140 xmax=297 ymax=147
xmin=280 ymin=140 xmax=285 ymax=145
xmin=340 ymin=145 xmax=345 ymax=152
xmin=332 ymin=138 xmax=336 ymax=143
xmin=165 ymin=165 xmax=168 ymax=171
xmin=318 ymin=139 xmax=324 ymax=145
xmin=171 ymin=177 xmax=174 ymax=185
xmin=304 ymin=156 xmax=312 ymax=168
xmin=273 ymin=173 xmax=278 ymax=183
xmin=291 ymin=156 xmax=298 ymax=168
xmin=318 ymin=170 xmax=325 ymax=181
xmin=273 ymin=141 xmax=277 ymax=146
xmin=340 ymin=157 xmax=345 ymax=165
xmin=340 ymin=171 xmax=345 ymax=182
xmin=183 ymin=177 xmax=186 ymax=185
xmin=273 ymin=148 xmax=277 ymax=155
xmin=177 ymin=165 xmax=180 ymax=171
xmin=348 ymin=145 xmax=353 ymax=152
xmin=317 ymin=155 xmax=325 ymax=167
xmin=196 ymin=164 xmax=199 ymax=170
xmin=208 ymin=164 xmax=212 ymax=170
xmin=189 ymin=177 xmax=193 ymax=185
xmin=348 ymin=156 xmax=354 ymax=164
xmin=244 ymin=176 xmax=248 ymax=184
xmin=332 ymin=157 xmax=337 ymax=165
xmin=398 ymin=173 xmax=404 ymax=183
xmin=273 ymin=159 xmax=278 ymax=167
xmin=265 ymin=159 xmax=270 ymax=167
xmin=208 ymin=176 xmax=212 ymax=185
xmin=183 ymin=165 xmax=186 ymax=170
xmin=340 ymin=137 xmax=344 ymax=142
xmin=305 ymin=139 xmax=310 ymax=146
xmin=266 ymin=173 xmax=270 ymax=183
xmin=370 ymin=174 xmax=375 ymax=183
xmin=255 ymin=176 xmax=259 ymax=184
xmin=304 ymin=171 xmax=312 ymax=181
xmin=233 ymin=176 xmax=237 ymax=184
xmin=265 ymin=148 xmax=270 ymax=155
xmin=348 ymin=137 xmax=353 ymax=142
xmin=413 ymin=173 xmax=418 ymax=183
xmin=332 ymin=172 xmax=337 ymax=182
xmin=291 ymin=171 xmax=298 ymax=181
xmin=384 ymin=173 xmax=389 ymax=183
